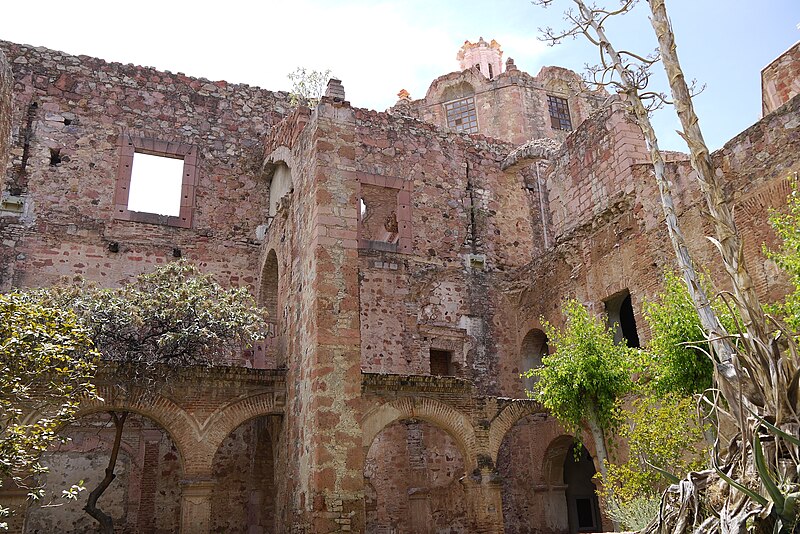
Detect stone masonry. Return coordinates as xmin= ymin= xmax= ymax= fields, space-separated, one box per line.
xmin=0 ymin=36 xmax=799 ymax=534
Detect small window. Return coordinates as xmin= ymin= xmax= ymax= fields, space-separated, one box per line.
xmin=114 ymin=136 xmax=198 ymax=228
xmin=128 ymin=153 xmax=184 ymax=216
xmin=430 ymin=349 xmax=453 ymax=376
xmin=605 ymin=290 xmax=640 ymax=348
xmin=575 ymin=497 xmax=598 ymax=530
xmin=444 ymin=96 xmax=478 ymax=134
xmin=547 ymin=95 xmax=573 ymax=131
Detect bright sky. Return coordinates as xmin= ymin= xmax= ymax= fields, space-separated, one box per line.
xmin=2 ymin=0 xmax=798 ymax=151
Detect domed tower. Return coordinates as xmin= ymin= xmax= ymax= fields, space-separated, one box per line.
xmin=457 ymin=37 xmax=503 ymax=79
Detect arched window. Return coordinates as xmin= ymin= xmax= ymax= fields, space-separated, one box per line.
xmin=268 ymin=163 xmax=293 ymax=219
xmin=521 ymin=328 xmax=549 ymax=394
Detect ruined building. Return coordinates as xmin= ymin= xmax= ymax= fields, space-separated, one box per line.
xmin=0 ymin=35 xmax=798 ymax=534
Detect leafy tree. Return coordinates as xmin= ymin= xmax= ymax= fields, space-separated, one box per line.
xmin=52 ymin=261 xmax=267 ymax=534
xmin=765 ymin=175 xmax=800 ymax=331
xmin=0 ymin=291 xmax=98 ymax=527
xmin=641 ymin=270 xmax=716 ymax=397
xmin=529 ymin=299 xmax=634 ymax=483
xmin=286 ymin=67 xmax=334 ymax=107
xmin=602 ymin=394 xmax=708 ymax=529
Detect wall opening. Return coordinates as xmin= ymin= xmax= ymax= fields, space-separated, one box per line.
xmin=429 ymin=349 xmax=453 ymax=376
xmin=268 ymin=163 xmax=293 ymax=219
xmin=564 ymin=443 xmax=601 ymax=533
xmin=520 ymin=329 xmax=548 ymax=395
xmin=211 ymin=416 xmax=279 ymax=533
xmin=254 ymin=250 xmax=279 ymax=369
xmin=128 ymin=152 xmax=184 ymax=216
xmin=547 ymin=94 xmax=573 ymax=131
xmin=605 ymin=290 xmax=640 ymax=348
xmin=364 ymin=419 xmax=468 ymax=533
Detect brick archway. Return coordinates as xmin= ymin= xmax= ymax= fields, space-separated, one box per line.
xmin=487 ymin=400 xmax=547 ymax=463
xmin=201 ymin=393 xmax=282 ymax=456
xmin=361 ymin=397 xmax=478 ymax=471
xmin=73 ymin=386 xmax=197 ymax=474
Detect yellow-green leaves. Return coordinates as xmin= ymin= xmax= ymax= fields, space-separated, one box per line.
xmin=0 ymin=291 xmax=99 ymax=486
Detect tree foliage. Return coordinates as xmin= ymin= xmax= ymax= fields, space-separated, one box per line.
xmin=46 ymin=260 xmax=268 ymax=533
xmin=765 ymin=175 xmax=800 ymax=331
xmin=533 ymin=299 xmax=633 ymax=436
xmin=640 ymin=271 xmax=716 ymax=397
xmin=0 ymin=291 xmax=98 ymax=526
xmin=287 ymin=67 xmax=333 ymax=107
xmin=603 ymin=394 xmax=708 ymax=505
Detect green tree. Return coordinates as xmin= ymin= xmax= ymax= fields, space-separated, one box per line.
xmin=528 ymin=299 xmax=634 ymax=483
xmin=0 ymin=291 xmax=98 ymax=527
xmin=765 ymin=175 xmax=800 ymax=331
xmin=641 ymin=270 xmax=715 ymax=397
xmin=54 ymin=261 xmax=267 ymax=534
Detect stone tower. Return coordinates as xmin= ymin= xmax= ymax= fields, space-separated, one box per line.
xmin=457 ymin=37 xmax=503 ymax=79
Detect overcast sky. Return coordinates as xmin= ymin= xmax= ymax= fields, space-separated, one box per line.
xmin=2 ymin=0 xmax=798 ymax=151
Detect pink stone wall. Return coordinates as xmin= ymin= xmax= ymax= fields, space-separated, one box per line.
xmin=0 ymin=41 xmax=290 ymax=294
xmin=762 ymin=41 xmax=800 ymax=115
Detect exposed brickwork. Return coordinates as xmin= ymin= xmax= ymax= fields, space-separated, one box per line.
xmin=1 ymin=36 xmax=799 ymax=534
xmin=762 ymin=41 xmax=800 ymax=115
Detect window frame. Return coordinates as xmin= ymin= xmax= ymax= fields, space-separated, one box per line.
xmin=547 ymin=94 xmax=573 ymax=131
xmin=114 ymin=135 xmax=198 ymax=228
xmin=444 ymin=95 xmax=479 ymax=134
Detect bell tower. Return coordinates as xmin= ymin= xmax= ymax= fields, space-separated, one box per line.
xmin=457 ymin=37 xmax=503 ymax=79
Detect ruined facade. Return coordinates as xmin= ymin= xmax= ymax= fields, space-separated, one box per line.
xmin=0 ymin=36 xmax=799 ymax=534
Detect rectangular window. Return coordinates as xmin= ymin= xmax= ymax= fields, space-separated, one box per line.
xmin=444 ymin=96 xmax=479 ymax=134
xmin=547 ymin=95 xmax=573 ymax=131
xmin=128 ymin=153 xmax=184 ymax=216
xmin=115 ymin=135 xmax=198 ymax=228
xmin=430 ymin=349 xmax=453 ymax=376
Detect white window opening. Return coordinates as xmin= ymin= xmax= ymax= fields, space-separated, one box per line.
xmin=127 ymin=153 xmax=184 ymax=217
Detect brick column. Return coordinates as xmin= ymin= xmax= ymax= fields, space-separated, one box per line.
xmin=462 ymin=473 xmax=504 ymax=534
xmin=179 ymin=479 xmax=215 ymax=534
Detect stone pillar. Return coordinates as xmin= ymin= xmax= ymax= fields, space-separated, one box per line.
xmin=0 ymin=484 xmax=29 ymax=534
xmin=179 ymin=479 xmax=215 ymax=534
xmin=462 ymin=473 xmax=504 ymax=534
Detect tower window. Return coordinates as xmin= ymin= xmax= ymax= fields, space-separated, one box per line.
xmin=444 ymin=96 xmax=478 ymax=134
xmin=547 ymin=95 xmax=573 ymax=131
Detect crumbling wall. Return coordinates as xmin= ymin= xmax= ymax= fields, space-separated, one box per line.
xmin=0 ymin=50 xmax=11 ymax=193
xmin=0 ymin=41 xmax=290 ymax=292
xmin=365 ymin=420 xmax=467 ymax=533
xmin=762 ymin=41 xmax=800 ymax=115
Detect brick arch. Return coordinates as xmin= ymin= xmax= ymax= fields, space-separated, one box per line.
xmin=361 ymin=397 xmax=478 ymax=471
xmin=487 ymin=400 xmax=548 ymax=462
xmin=71 ymin=386 xmax=195 ymax=474
xmin=542 ymin=434 xmax=577 ymax=485
xmin=201 ymin=392 xmax=282 ymax=456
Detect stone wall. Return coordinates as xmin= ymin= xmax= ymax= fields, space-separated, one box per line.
xmin=402 ymin=63 xmax=605 ymax=146
xmin=0 ymin=50 xmax=11 ymax=192
xmin=762 ymin=41 xmax=800 ymax=115
xmin=0 ymin=40 xmax=291 ymax=293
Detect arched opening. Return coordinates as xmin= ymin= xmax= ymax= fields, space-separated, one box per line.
xmin=364 ymin=419 xmax=468 ymax=533
xmin=268 ymin=163 xmax=293 ymax=219
xmin=564 ymin=444 xmax=602 ymax=533
xmin=210 ymin=415 xmax=280 ymax=533
xmin=605 ymin=290 xmax=640 ymax=348
xmin=25 ymin=412 xmax=182 ymax=533
xmin=255 ymin=250 xmax=280 ymax=369
xmin=497 ymin=414 xmax=543 ymax=534
xmin=521 ymin=328 xmax=549 ymax=396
